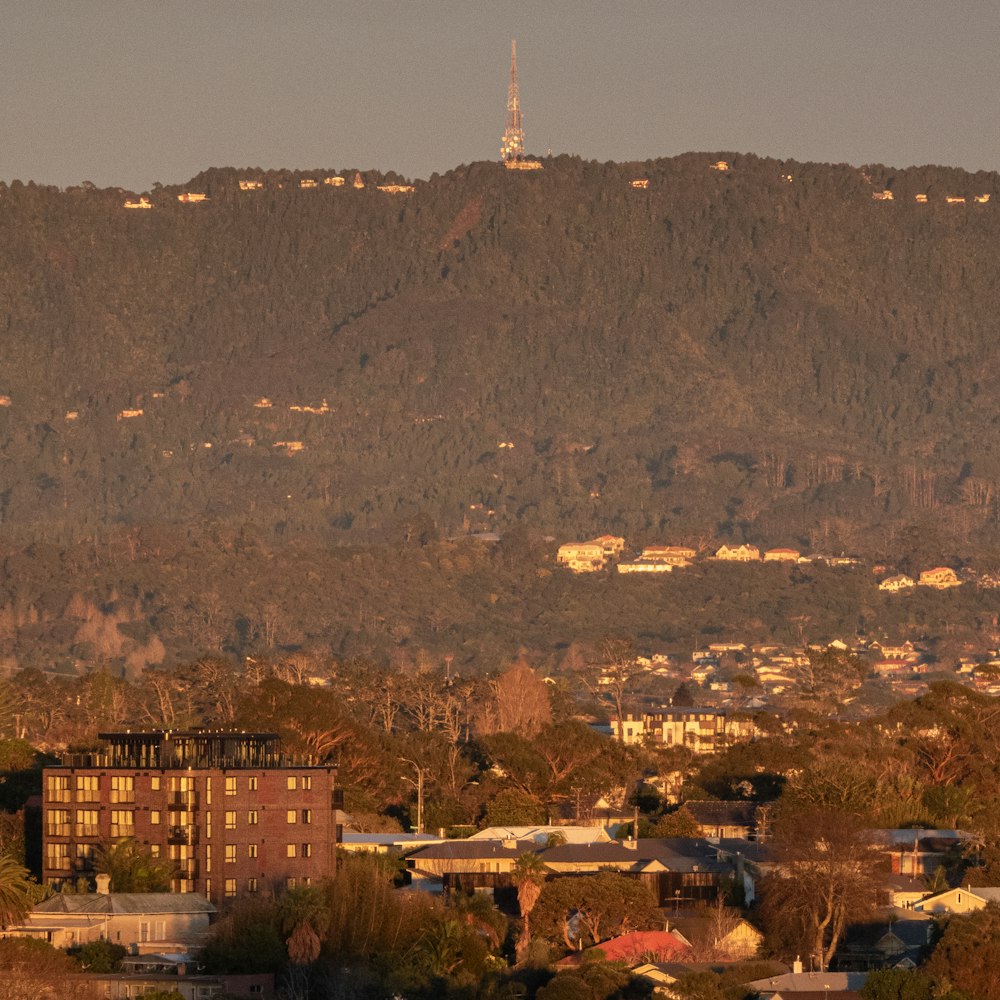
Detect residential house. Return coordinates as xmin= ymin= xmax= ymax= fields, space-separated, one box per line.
xmin=668 ymin=912 xmax=764 ymax=959
xmin=339 ymin=831 xmax=446 ymax=856
xmin=617 ymin=558 xmax=673 ymax=574
xmin=714 ymin=544 xmax=761 ymax=561
xmin=913 ymin=885 xmax=1000 ymax=915
xmin=469 ymin=826 xmax=611 ymax=845
xmin=918 ymin=567 xmax=962 ymax=589
xmin=746 ymin=970 xmax=868 ymax=998
xmin=879 ymin=575 xmax=916 ymax=592
xmin=591 ymin=534 xmax=626 ymax=558
xmin=79 ymin=968 xmax=274 ymax=1000
xmin=684 ymin=801 xmax=757 ymax=840
xmin=838 ymin=908 xmax=935 ymax=971
xmin=640 ymin=545 xmax=697 ymax=566
xmin=556 ymin=542 xmax=607 ymax=572
xmin=583 ymin=929 xmax=689 ymax=964
xmin=4 ymin=884 xmax=215 ymax=951
xmin=872 ymin=829 xmax=969 ymax=877
xmin=763 ymin=548 xmax=800 ymax=562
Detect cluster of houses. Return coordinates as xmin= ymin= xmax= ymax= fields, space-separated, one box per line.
xmin=555 ymin=534 xmax=996 ymax=594
xmin=556 ymin=536 xmax=865 ymax=575
xmin=593 ymin=635 xmax=1000 ymax=714
xmin=123 ymin=171 xmax=414 ymax=209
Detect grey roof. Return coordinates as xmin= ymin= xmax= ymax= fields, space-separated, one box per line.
xmin=35 ymin=893 xmax=215 ymax=915
xmin=406 ymin=839 xmax=536 ymax=861
xmin=684 ymin=800 xmax=757 ymax=826
xmin=747 ymin=972 xmax=868 ymax=991
xmin=541 ymin=838 xmax=729 ymax=872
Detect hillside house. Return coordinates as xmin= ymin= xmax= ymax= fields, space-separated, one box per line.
xmin=617 ymin=558 xmax=672 ymax=574
xmin=763 ymin=548 xmax=800 ymax=562
xmin=177 ymin=193 xmax=207 ymax=203
xmin=592 ymin=534 xmax=626 ymax=558
xmin=914 ymin=886 xmax=1000 ymax=915
xmin=710 ymin=161 xmax=730 ymax=171
xmin=557 ymin=542 xmax=606 ymax=572
xmin=324 ymin=176 xmax=345 ymax=186
xmin=123 ymin=197 xmax=153 ymax=209
xmin=714 ymin=544 xmax=761 ymax=561
xmin=918 ymin=567 xmax=961 ymax=589
xmin=611 ymin=709 xmax=754 ymax=752
xmin=872 ymin=189 xmax=894 ymax=201
xmin=299 ymin=179 xmax=318 ymax=189
xmin=377 ymin=184 xmax=415 ymax=194
xmin=976 ymin=194 xmax=991 ymax=203
xmin=879 ymin=574 xmax=916 ymax=592
xmin=630 ymin=179 xmax=650 ymax=189
xmin=238 ymin=179 xmax=263 ymax=190
xmin=353 ymin=172 xmax=365 ymax=188
xmin=641 ymin=545 xmax=697 ymax=566
xmin=915 ymin=193 xmax=928 ymax=203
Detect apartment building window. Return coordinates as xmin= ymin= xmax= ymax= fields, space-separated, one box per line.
xmin=225 ymin=777 xmax=237 ymax=796
xmin=46 ymin=809 xmax=70 ymax=837
xmin=110 ymin=810 xmax=134 ymax=838
xmin=248 ymin=777 xmax=258 ymax=791
xmin=286 ymin=777 xmax=297 ymax=791
xmin=75 ymin=843 xmax=95 ymax=867
xmin=110 ymin=776 xmax=135 ymax=803
xmin=247 ymin=878 xmax=258 ymax=894
xmin=76 ymin=775 xmax=99 ymax=801
xmin=151 ymin=776 xmax=161 ymax=791
xmin=247 ymin=810 xmax=258 ymax=826
xmin=286 ymin=810 xmax=297 ymax=824
xmin=301 ymin=776 xmax=312 ymax=791
xmin=75 ymin=809 xmax=99 ymax=837
xmin=225 ymin=811 xmax=237 ymax=831
xmin=205 ymin=845 xmax=211 ymax=873
xmin=46 ymin=776 xmax=70 ymax=803
xmin=46 ymin=843 xmax=70 ymax=871
xmin=150 ymin=844 xmax=161 ymax=858
xmin=225 ymin=845 xmax=237 ymax=864
xmin=225 ymin=879 xmax=237 ymax=898
xmin=247 ymin=844 xmax=258 ymax=859
xmin=287 ymin=844 xmax=297 ymax=858
xmin=301 ymin=843 xmax=312 ymax=858
xmin=150 ymin=810 xmax=161 ymax=825
xmin=301 ymin=809 xmax=312 ymax=825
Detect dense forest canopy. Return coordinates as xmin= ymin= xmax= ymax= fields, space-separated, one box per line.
xmin=4 ymin=153 xmax=1000 ymax=672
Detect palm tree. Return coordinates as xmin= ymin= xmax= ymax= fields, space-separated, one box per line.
xmin=0 ymin=853 xmax=37 ymax=929
xmin=512 ymin=851 xmax=547 ymax=961
xmin=94 ymin=838 xmax=176 ymax=892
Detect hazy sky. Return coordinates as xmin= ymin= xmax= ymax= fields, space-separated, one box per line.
xmin=5 ymin=0 xmax=1000 ymax=190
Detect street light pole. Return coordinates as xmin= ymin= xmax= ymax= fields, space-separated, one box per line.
xmin=399 ymin=757 xmax=425 ymax=834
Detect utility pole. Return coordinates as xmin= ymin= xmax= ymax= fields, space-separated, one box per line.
xmin=500 ymin=39 xmax=525 ymax=162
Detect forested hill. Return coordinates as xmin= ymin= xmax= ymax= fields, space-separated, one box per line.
xmin=4 ymin=153 xmax=1000 ymax=556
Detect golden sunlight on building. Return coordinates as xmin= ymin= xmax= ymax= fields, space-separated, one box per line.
xmin=872 ymin=190 xmax=894 ymax=201
xmin=177 ymin=193 xmax=208 ymax=203
xmin=253 ymin=398 xmax=273 ymax=409
xmin=273 ymin=441 xmax=305 ymax=454
xmin=630 ymin=179 xmax=650 ymax=189
xmin=353 ymin=172 xmax=365 ymax=189
xmin=945 ymin=196 xmax=966 ymax=205
xmin=915 ymin=194 xmax=928 ymax=203
xmin=65 ymin=411 xmax=79 ymax=421
xmin=710 ymin=161 xmax=730 ymax=171
xmin=116 ymin=409 xmax=144 ymax=421
xmin=976 ymin=194 xmax=991 ymax=203
xmin=299 ymin=179 xmax=318 ymax=189
xmin=377 ymin=184 xmax=415 ymax=194
xmin=289 ymin=400 xmax=331 ymax=414
xmin=324 ymin=176 xmax=345 ymax=187
xmin=123 ymin=197 xmax=153 ymax=209
xmin=239 ymin=180 xmax=263 ymax=191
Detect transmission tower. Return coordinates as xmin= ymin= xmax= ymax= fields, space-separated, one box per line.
xmin=500 ymin=39 xmax=525 ymax=162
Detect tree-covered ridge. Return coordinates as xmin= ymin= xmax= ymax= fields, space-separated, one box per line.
xmin=2 ymin=153 xmax=1000 ymax=551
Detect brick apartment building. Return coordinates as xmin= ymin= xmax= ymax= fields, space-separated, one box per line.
xmin=42 ymin=730 xmax=343 ymax=905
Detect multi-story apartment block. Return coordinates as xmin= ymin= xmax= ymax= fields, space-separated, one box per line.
xmin=42 ymin=730 xmax=342 ymax=905
xmin=610 ymin=709 xmax=754 ymax=752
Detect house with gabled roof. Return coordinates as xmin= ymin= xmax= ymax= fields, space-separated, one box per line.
xmin=918 ymin=566 xmax=962 ymax=589
xmin=714 ymin=543 xmax=761 ymax=561
xmin=879 ymin=574 xmax=916 ymax=592
xmin=3 ymin=886 xmax=215 ymax=951
xmin=913 ymin=885 xmax=1000 ymax=914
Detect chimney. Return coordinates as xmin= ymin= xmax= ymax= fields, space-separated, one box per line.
xmin=792 ymin=956 xmax=803 ymax=974
xmin=95 ymin=874 xmax=111 ymax=895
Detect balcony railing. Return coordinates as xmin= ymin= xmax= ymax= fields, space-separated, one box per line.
xmin=168 ymin=792 xmax=200 ymax=810
xmin=167 ymin=826 xmax=199 ymax=846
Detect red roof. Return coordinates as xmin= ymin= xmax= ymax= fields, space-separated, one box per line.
xmin=586 ymin=930 xmax=689 ymax=963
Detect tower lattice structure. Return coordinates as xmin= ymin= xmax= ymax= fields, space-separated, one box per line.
xmin=500 ymin=39 xmax=525 ymax=162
